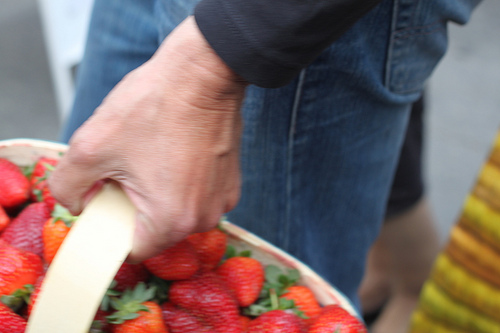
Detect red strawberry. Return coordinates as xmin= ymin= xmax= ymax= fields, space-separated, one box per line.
xmin=247 ymin=310 xmax=307 ymax=333
xmin=0 ymin=238 xmax=9 ymax=249
xmin=307 ymin=305 xmax=367 ymax=333
xmin=0 ymin=205 xmax=10 ymax=233
xmin=0 ymin=158 xmax=30 ymax=209
xmin=281 ymin=285 xmax=322 ymax=325
xmin=143 ymin=239 xmax=199 ymax=280
xmin=110 ymin=301 xmax=168 ymax=333
xmin=1 ymin=201 xmax=51 ymax=256
xmin=0 ymin=246 xmax=43 ymax=297
xmin=239 ymin=315 xmax=251 ymax=332
xmin=169 ymin=271 xmax=241 ymax=333
xmin=107 ymin=283 xmax=168 ymax=333
xmin=161 ymin=302 xmax=213 ymax=333
xmin=29 ymin=157 xmax=57 ymax=181
xmin=0 ymin=302 xmax=27 ymax=333
xmin=90 ymin=308 xmax=112 ymax=333
xmin=27 ymin=274 xmax=45 ymax=317
xmin=216 ymin=256 xmax=264 ymax=307
xmin=186 ymin=228 xmax=227 ymax=271
xmin=30 ymin=157 xmax=58 ymax=210
xmin=42 ymin=204 xmax=78 ymax=264
xmin=113 ymin=262 xmax=149 ymax=292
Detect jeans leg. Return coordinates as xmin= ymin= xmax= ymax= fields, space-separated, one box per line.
xmin=226 ymin=0 xmax=478 ymax=308
xmin=61 ymin=0 xmax=159 ymax=142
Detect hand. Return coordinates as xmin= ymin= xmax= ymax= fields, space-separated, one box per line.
xmin=49 ymin=16 xmax=247 ymax=263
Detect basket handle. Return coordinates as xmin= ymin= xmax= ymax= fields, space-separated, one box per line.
xmin=26 ymin=182 xmax=136 ymax=333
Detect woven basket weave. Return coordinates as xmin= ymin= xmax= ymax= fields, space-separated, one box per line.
xmin=410 ymin=132 xmax=500 ymax=333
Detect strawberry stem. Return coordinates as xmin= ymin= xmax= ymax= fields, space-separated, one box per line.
xmin=270 ymin=288 xmax=279 ymax=310
xmin=52 ymin=204 xmax=78 ymax=227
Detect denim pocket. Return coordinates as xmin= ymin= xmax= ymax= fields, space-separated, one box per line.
xmin=385 ymin=0 xmax=480 ymax=94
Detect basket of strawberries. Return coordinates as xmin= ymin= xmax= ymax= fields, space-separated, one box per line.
xmin=0 ymin=138 xmax=367 ymax=333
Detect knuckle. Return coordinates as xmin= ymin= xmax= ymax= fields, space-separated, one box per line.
xmin=66 ymin=135 xmax=103 ymax=167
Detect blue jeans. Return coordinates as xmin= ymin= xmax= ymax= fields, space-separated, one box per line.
xmin=63 ymin=0 xmax=480 ymax=309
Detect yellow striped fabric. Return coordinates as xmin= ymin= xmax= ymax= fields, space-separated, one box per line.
xmin=410 ymin=130 xmax=500 ymax=333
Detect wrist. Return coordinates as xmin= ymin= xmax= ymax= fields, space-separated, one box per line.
xmin=152 ymin=16 xmax=248 ymax=98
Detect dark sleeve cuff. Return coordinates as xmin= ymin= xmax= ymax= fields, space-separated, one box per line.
xmin=194 ymin=0 xmax=381 ymax=88
xmin=194 ymin=1 xmax=300 ymax=88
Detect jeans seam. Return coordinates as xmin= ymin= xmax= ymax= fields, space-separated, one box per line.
xmin=283 ymin=69 xmax=306 ymax=251
xmin=384 ymin=0 xmax=399 ymax=88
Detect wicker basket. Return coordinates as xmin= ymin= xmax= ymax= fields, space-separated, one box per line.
xmin=0 ymin=138 xmax=358 ymax=319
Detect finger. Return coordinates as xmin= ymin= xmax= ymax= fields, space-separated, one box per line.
xmin=82 ymin=180 xmax=106 ymax=207
xmin=49 ymin=138 xmax=108 ymax=215
xmin=126 ymin=212 xmax=187 ymax=263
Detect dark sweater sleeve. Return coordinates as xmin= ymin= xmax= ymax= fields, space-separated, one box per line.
xmin=194 ymin=0 xmax=382 ymax=88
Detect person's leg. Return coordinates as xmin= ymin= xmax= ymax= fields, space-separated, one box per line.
xmin=358 ymin=95 xmax=441 ymax=333
xmin=227 ymin=0 xmax=412 ymax=307
xmin=370 ymin=197 xmax=440 ymax=333
xmin=359 ymin=95 xmax=428 ymax=317
xmin=227 ymin=0 xmax=479 ymax=308
xmin=62 ymin=0 xmax=160 ymax=142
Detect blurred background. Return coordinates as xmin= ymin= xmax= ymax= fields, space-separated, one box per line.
xmin=1 ymin=0 xmax=499 ymax=243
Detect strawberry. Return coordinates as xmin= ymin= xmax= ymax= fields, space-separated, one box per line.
xmin=239 ymin=315 xmax=251 ymax=332
xmin=29 ymin=157 xmax=58 ymax=211
xmin=1 ymin=284 xmax=34 ymax=314
xmin=0 ymin=302 xmax=26 ymax=333
xmin=110 ymin=301 xmax=168 ymax=333
xmin=0 ymin=239 xmax=9 ymax=249
xmin=169 ymin=271 xmax=241 ymax=333
xmin=0 ymin=158 xmax=30 ymax=209
xmin=90 ymin=308 xmax=112 ymax=333
xmin=307 ymin=305 xmax=367 ymax=333
xmin=161 ymin=302 xmax=213 ymax=332
xmin=27 ymin=274 xmax=45 ymax=317
xmin=244 ymin=265 xmax=304 ymax=318
xmin=0 ymin=205 xmax=10 ymax=233
xmin=42 ymin=204 xmax=78 ymax=264
xmin=281 ymin=285 xmax=322 ymax=325
xmin=0 ymin=246 xmax=43 ymax=297
xmin=143 ymin=239 xmax=200 ymax=280
xmin=247 ymin=310 xmax=307 ymax=333
xmin=1 ymin=201 xmax=51 ymax=257
xmin=186 ymin=228 xmax=227 ymax=271
xmin=216 ymin=256 xmax=264 ymax=307
xmin=107 ymin=283 xmax=168 ymax=333
xmin=113 ymin=262 xmax=149 ymax=292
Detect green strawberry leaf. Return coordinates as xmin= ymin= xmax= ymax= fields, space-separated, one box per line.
xmin=106 ymin=282 xmax=155 ymax=324
xmin=243 ymin=265 xmax=303 ymax=317
xmin=52 ymin=204 xmax=78 ymax=227
xmin=239 ymin=250 xmax=252 ymax=257
xmin=225 ymin=245 xmax=237 ymax=258
xmin=243 ymin=303 xmax=269 ymax=317
xmin=33 ymin=188 xmax=43 ymax=202
xmin=22 ymin=163 xmax=35 ymax=179
xmin=225 ymin=245 xmax=253 ymax=259
xmin=101 ymin=282 xmax=121 ymax=312
xmin=264 ymin=265 xmax=282 ymax=285
xmin=0 ymin=284 xmax=34 ymax=312
xmin=148 ymin=276 xmax=170 ymax=304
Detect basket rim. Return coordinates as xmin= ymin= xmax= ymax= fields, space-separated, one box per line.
xmin=0 ymin=138 xmax=359 ymax=318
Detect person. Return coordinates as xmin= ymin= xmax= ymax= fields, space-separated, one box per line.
xmin=358 ymin=96 xmax=442 ymax=332
xmin=49 ymin=0 xmax=481 ymax=310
